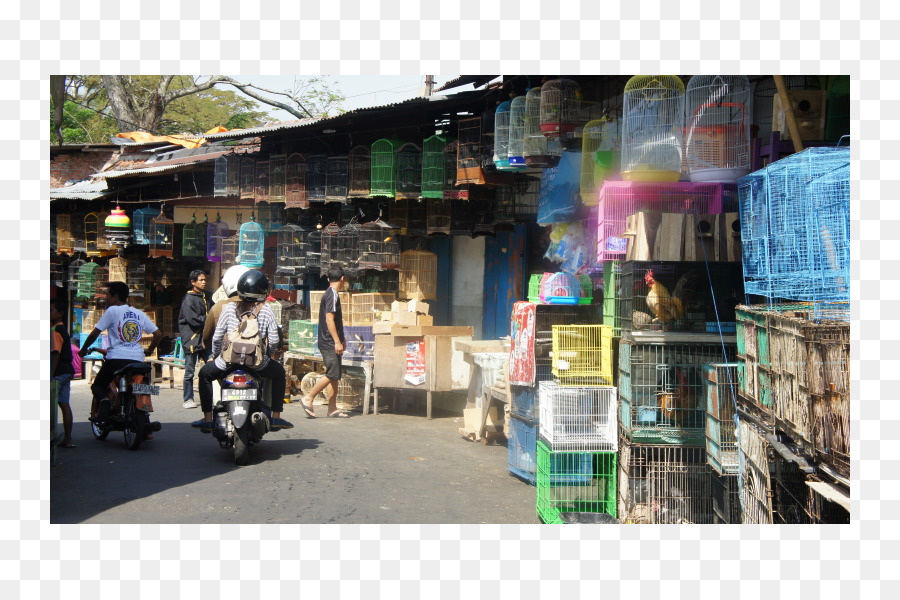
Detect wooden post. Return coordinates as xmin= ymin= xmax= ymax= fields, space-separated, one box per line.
xmin=773 ymin=76 xmax=805 ymax=154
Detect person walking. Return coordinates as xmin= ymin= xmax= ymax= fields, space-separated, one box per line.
xmin=299 ymin=266 xmax=348 ymax=419
xmin=178 ymin=269 xmax=212 ymax=409
xmin=50 ymin=298 xmax=76 ymax=448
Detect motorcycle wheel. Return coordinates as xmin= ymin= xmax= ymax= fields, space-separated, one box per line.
xmin=233 ymin=424 xmax=250 ymax=466
xmin=90 ymin=419 xmax=108 ymax=441
xmin=123 ymin=396 xmax=145 ymax=450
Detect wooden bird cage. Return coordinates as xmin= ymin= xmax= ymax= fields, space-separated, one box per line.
xmin=307 ymin=154 xmax=327 ymax=202
xmin=76 ymin=261 xmax=99 ymax=299
xmin=268 ymin=154 xmax=287 ymax=203
xmin=394 ymin=143 xmax=422 ymax=200
xmin=56 ymin=214 xmax=75 ymax=255
xmin=358 ymin=218 xmax=400 ymax=271
xmin=240 ymin=157 xmax=255 ymax=200
xmin=275 ymin=224 xmax=305 ymax=290
xmin=456 ymin=117 xmax=485 ymax=184
xmin=127 ymin=262 xmax=145 ymax=298
xmin=84 ymin=212 xmax=114 ymax=257
xmin=319 ymin=223 xmax=341 ymax=273
xmin=214 ymin=155 xmax=228 ymax=197
xmin=581 ymin=117 xmax=621 ymax=205
xmin=349 ymin=292 xmax=396 ymax=326
xmin=371 ymin=138 xmax=400 ymax=197
xmin=473 ymin=190 xmax=496 ymax=235
xmin=684 ymin=75 xmax=752 ymax=183
xmin=285 ymin=153 xmax=309 ymax=208
xmin=304 ymin=226 xmax=322 ymax=274
xmin=221 ymin=233 xmax=241 ymax=269
xmin=254 ymin=159 xmax=270 ymax=204
xmin=427 ymin=197 xmax=452 ymax=236
xmin=508 ymin=95 xmax=527 ymax=167
xmin=326 ymin=155 xmax=350 ymax=201
xmin=226 ymin=155 xmax=241 ymax=197
xmin=450 ymin=198 xmax=475 ymax=236
xmin=389 ymin=197 xmax=409 ymax=235
xmin=181 ymin=213 xmax=206 ymax=258
xmin=442 ymin=140 xmax=459 ymax=199
xmin=406 ymin=198 xmax=427 ymax=237
xmin=524 ymin=85 xmax=563 ymax=168
xmin=71 ymin=213 xmax=87 ymax=254
xmin=494 ymin=100 xmax=526 ymax=172
xmin=108 ymin=255 xmax=127 ymax=283
xmin=494 ymin=184 xmax=516 ymax=225
xmin=515 ymin=175 xmax=541 ymax=220
xmin=148 ymin=209 xmax=174 ymax=258
xmin=67 ymin=258 xmax=84 ymax=290
xmin=93 ymin=265 xmax=110 ymax=300
xmin=206 ymin=214 xmax=229 ymax=263
xmin=336 ymin=220 xmax=361 ymax=275
xmin=540 ymin=78 xmax=582 ymax=138
xmin=132 ymin=206 xmax=157 ymax=245
xmin=348 ymin=145 xmax=371 ymax=197
xmin=238 ymin=213 xmax=266 ymax=269
xmin=399 ymin=249 xmax=438 ymax=300
xmin=422 ymin=135 xmax=448 ymax=199
xmin=50 ymin=254 xmax=66 ymax=287
xmin=257 ymin=202 xmax=284 ymax=234
xmin=622 ymin=75 xmax=686 ymax=182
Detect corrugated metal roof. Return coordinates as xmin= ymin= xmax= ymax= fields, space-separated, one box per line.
xmin=49 ymin=178 xmax=109 ymax=200
xmin=434 ymin=75 xmax=499 ymax=92
xmin=96 ymin=143 xmax=260 ymax=179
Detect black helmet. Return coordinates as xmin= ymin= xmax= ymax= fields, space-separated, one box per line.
xmin=236 ymin=270 xmax=269 ymax=302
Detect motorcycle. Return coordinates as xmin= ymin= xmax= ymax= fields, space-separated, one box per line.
xmin=90 ymin=360 xmax=162 ymax=450
xmin=209 ymin=366 xmax=272 ymax=465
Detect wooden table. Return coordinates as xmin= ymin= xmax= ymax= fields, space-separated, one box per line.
xmin=149 ymin=358 xmax=185 ymax=389
xmin=283 ymin=352 xmax=374 ymax=415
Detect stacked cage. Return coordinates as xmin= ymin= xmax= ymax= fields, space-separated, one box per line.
xmin=621 ymin=76 xmax=685 ymax=182
xmin=275 ymin=224 xmax=305 ymax=290
xmin=326 ymin=155 xmax=349 ymax=201
xmin=285 ymin=153 xmax=308 ymax=208
xmin=358 ymin=219 xmax=400 ymax=271
xmin=704 ymin=363 xmax=740 ymax=476
xmin=349 ymin=293 xmax=395 ymax=326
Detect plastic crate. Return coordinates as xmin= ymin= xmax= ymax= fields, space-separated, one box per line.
xmin=507 ymin=414 xmax=538 ymax=485
xmin=538 ymin=381 xmax=618 ymax=453
xmin=288 ymin=320 xmax=317 ymax=354
xmin=510 ymin=384 xmax=538 ymax=422
xmin=551 ymin=324 xmax=614 ymax=386
xmin=536 ymin=440 xmax=617 ymax=524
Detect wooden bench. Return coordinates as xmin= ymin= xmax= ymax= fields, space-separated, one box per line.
xmin=149 ymin=358 xmax=185 ymax=388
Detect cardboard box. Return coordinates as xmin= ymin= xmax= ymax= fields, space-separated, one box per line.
xmin=390 ymin=300 xmax=430 ymax=315
xmin=391 ymin=311 xmax=419 ymax=326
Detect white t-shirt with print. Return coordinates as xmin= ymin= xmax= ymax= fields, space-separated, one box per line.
xmin=94 ymin=304 xmax=159 ymax=362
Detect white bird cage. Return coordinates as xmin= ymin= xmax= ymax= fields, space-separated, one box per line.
xmin=127 ymin=262 xmax=145 ymax=298
xmin=285 ymin=153 xmax=309 ymax=208
xmin=238 ymin=213 xmax=266 ymax=269
xmin=67 ymin=258 xmax=85 ymax=290
xmin=399 ymin=248 xmax=437 ymax=300
xmin=108 ymin=255 xmax=127 ymax=283
xmin=684 ymin=75 xmax=752 ymax=183
xmin=268 ymin=154 xmax=287 ymax=203
xmin=148 ymin=209 xmax=174 ymax=258
xmin=358 ymin=218 xmax=400 ymax=271
xmin=181 ymin=213 xmax=206 ymax=258
xmin=524 ymin=86 xmax=562 ymax=168
xmin=621 ymin=75 xmax=686 ymax=182
xmin=304 ymin=226 xmax=322 ymax=274
xmin=214 ymin=155 xmax=228 ymax=197
xmin=348 ymin=145 xmax=371 ymax=198
xmin=240 ymin=157 xmax=255 ymax=200
xmin=206 ymin=214 xmax=229 ymax=263
xmin=580 ymin=116 xmax=620 ymax=206
xmin=508 ymin=95 xmax=527 ymax=167
xmin=493 ymin=100 xmax=526 ymax=172
xmin=538 ymin=381 xmax=618 ymax=453
xmin=540 ymin=78 xmax=582 ymax=139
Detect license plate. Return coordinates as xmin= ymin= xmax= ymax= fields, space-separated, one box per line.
xmin=224 ymin=389 xmax=257 ymax=400
xmin=132 ymin=383 xmax=159 ymax=395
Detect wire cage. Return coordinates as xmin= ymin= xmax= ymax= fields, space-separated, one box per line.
xmin=456 ymin=117 xmax=486 ymax=184
xmin=254 ymin=159 xmax=270 ymax=204
xmin=148 ymin=209 xmax=174 ymax=258
xmin=538 ymin=272 xmax=583 ymax=304
xmin=132 ymin=206 xmax=158 ymax=245
xmin=494 ymin=184 xmax=516 ymax=226
xmin=285 ymin=153 xmax=309 ymax=208
xmin=93 ymin=265 xmax=110 ymax=300
xmin=325 ymin=155 xmax=349 ymax=201
xmin=494 ymin=100 xmax=525 ymax=172
xmin=426 ymin=197 xmax=452 ymax=236
xmin=538 ymin=380 xmax=617 ymax=452
xmin=536 ymin=441 xmax=617 ymax=524
xmin=704 ymin=363 xmax=740 ymax=476
xmin=540 ymin=78 xmax=582 ymax=138
xmin=442 ymin=140 xmax=460 ymax=197
xmin=221 ymin=233 xmax=241 ymax=269
xmin=288 ymin=319 xmax=317 ymax=354
xmin=76 ymin=261 xmax=99 ymax=299
xmin=346 ymin=145 xmax=371 ymax=198
xmin=684 ymin=75 xmax=752 ymax=183
xmin=619 ymin=260 xmax=744 ymax=333
xmin=450 ymin=197 xmax=475 ymax=236
xmin=358 ymin=218 xmax=400 ymax=270
xmin=514 ymin=175 xmax=541 ymax=220
xmin=524 ymin=85 xmax=562 ymax=168
xmin=510 ymin=384 xmax=539 ymax=423
xmin=256 ymin=201 xmax=284 ymax=235
xmin=581 ymin=117 xmax=621 ymax=205
xmin=225 ymin=155 xmax=241 ymax=197
xmin=617 ymin=437 xmax=713 ymax=524
xmin=318 ymin=223 xmax=341 ymax=273
xmin=206 ymin=214 xmax=229 ymax=263
xmin=602 ymin=260 xmax=623 ymax=336
xmin=276 ymin=224 xmax=305 ymax=275
xmin=595 ymin=181 xmax=730 ymax=263
xmin=349 ymin=292 xmax=395 ymax=326
xmin=752 ymin=76 xmax=821 ymax=143
xmin=394 ymin=143 xmax=422 ymax=200
xmin=618 ymin=335 xmax=737 ymax=445
xmin=737 ymin=419 xmax=774 ymax=523
xmin=71 ymin=213 xmax=87 ymax=254
xmin=388 ymin=197 xmax=409 ymax=235
xmin=126 ymin=262 xmax=145 ymax=298
xmin=304 ymin=226 xmax=322 ymax=274
xmin=50 ymin=254 xmax=67 ymax=287
xmin=240 ymin=157 xmax=255 ymax=200
xmin=621 ymin=75 xmax=685 ymax=182
xmin=84 ymin=212 xmax=114 ymax=257
xmin=237 ymin=214 xmax=266 ymax=269
xmin=710 ymin=471 xmax=742 ymax=524
xmin=268 ymin=154 xmax=287 ymax=203
xmin=108 ymin=255 xmax=127 ymax=283
xmin=399 ymin=249 xmax=437 ymax=300
xmin=335 ymin=220 xmax=361 ymax=275
xmin=406 ymin=198 xmax=428 ymax=236
xmin=214 ymin=155 xmax=228 ymax=197
xmin=67 ymin=258 xmax=84 ymax=290
xmin=56 ymin=213 xmax=75 ymax=255
xmin=507 ymin=95 xmax=527 ymax=167
xmin=472 ymin=192 xmax=495 ymax=235
xmin=307 ymin=154 xmax=327 ymax=202
xmin=181 ymin=213 xmax=206 ymax=258
xmin=371 ymin=138 xmax=400 ymax=197
xmin=550 ymin=325 xmax=614 ymax=386
xmin=422 ymin=135 xmax=448 ymax=198
xmin=507 ymin=413 xmax=539 ymax=485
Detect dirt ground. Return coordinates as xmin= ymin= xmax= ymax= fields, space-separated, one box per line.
xmin=50 ymin=376 xmax=540 ymax=524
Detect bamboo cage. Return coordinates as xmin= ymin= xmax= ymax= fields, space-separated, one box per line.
xmin=389 ymin=197 xmax=409 ymax=235
xmin=394 ymin=143 xmax=422 ymax=200
xmin=426 ymin=197 xmax=452 ymax=235
xmin=285 ymin=153 xmax=309 ymax=208
xmin=399 ymin=249 xmax=437 ymax=300
xmin=456 ymin=116 xmax=485 ymax=184
xmin=221 ymin=233 xmax=241 ymax=269
xmin=254 ymin=159 xmax=270 ymax=204
xmin=348 ymin=145 xmax=371 ymax=197
xmin=371 ymin=138 xmax=400 ymax=197
xmin=214 ymin=156 xmax=228 ymax=197
xmin=256 ymin=202 xmax=284 ymax=234
xmin=309 ymin=290 xmax=351 ymax=317
xmin=349 ymin=292 xmax=395 ymax=326
xmin=307 ymin=154 xmax=327 ymax=202
xmin=148 ymin=209 xmax=174 ymax=258
xmin=67 ymin=259 xmax=84 ymax=290
xmin=84 ymin=212 xmax=114 ymax=257
xmin=127 ymin=262 xmax=145 ymax=298
xmin=406 ymin=198 xmax=427 ymax=236
xmin=181 ymin=213 xmax=206 ymax=257
xmin=240 ymin=157 xmax=255 ymax=200
xmin=335 ymin=220 xmax=361 ymax=275
xmin=358 ymin=218 xmax=400 ymax=270
xmin=50 ymin=254 xmax=66 ymax=287
xmin=56 ymin=214 xmax=75 ymax=255
xmin=226 ymin=155 xmax=241 ymax=197
xmin=494 ymin=184 xmax=516 ymax=226
xmin=326 ymin=155 xmax=350 ymax=201
xmin=442 ymin=140 xmax=459 ymax=199
xmin=206 ymin=214 xmax=229 ymax=263
xmin=108 ymin=255 xmax=127 ymax=283
xmin=268 ymin=154 xmax=287 ymax=203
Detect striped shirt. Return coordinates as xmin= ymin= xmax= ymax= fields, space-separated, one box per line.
xmin=211 ymin=301 xmax=280 ymax=370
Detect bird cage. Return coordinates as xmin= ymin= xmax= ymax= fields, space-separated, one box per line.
xmin=348 ymin=145 xmax=371 ymax=197
xmin=214 ymin=155 xmax=228 ymax=197
xmin=508 ymin=95 xmax=527 ymax=166
xmin=427 ymin=197 xmax=452 ymax=236
xmin=268 ymin=154 xmax=287 ymax=203
xmin=524 ymin=86 xmax=562 ymax=168
xmin=148 ymin=209 xmax=174 ymax=258
xmin=684 ymin=76 xmax=752 ymax=183
xmin=370 ymin=138 xmax=400 ymax=197
xmin=581 ymin=117 xmax=621 ymax=205
xmin=240 ymin=157 xmax=255 ymax=200
xmin=394 ymin=143 xmax=422 ymax=200
xmin=307 ymin=154 xmax=327 ymax=202
xmin=493 ymin=100 xmax=526 ymax=172
xmin=540 ymin=79 xmax=582 ymax=138
xmin=238 ymin=213 xmax=266 ymax=269
xmin=535 ymin=441 xmax=617 ymax=524
xmin=456 ymin=117 xmax=486 ymax=184
xmin=71 ymin=213 xmax=87 ymax=254
xmin=514 ymin=175 xmax=540 ymax=220
xmin=551 ymin=324 xmax=614 ymax=386
xmin=275 ymin=224 xmax=305 ymax=288
xmin=318 ymin=223 xmax=341 ymax=272
xmin=154 ymin=305 xmax=174 ymax=337
xmin=388 ymin=197 xmax=409 ymax=235
xmin=473 ymin=191 xmax=496 ymax=235
xmin=221 ymin=233 xmax=241 ymax=269
xmin=826 ymin=75 xmax=850 ymax=141
xmin=132 ymin=206 xmax=158 ymax=245
xmin=304 ymin=226 xmax=322 ymax=273
xmin=704 ymin=363 xmax=740 ymax=475
xmin=206 ymin=214 xmax=229 ymax=263
xmin=256 ymin=202 xmax=283 ymax=235
xmin=481 ymin=108 xmax=498 ymax=175
xmin=285 ymin=153 xmax=309 ymax=208
xmin=85 ymin=212 xmax=113 ymax=257
xmin=56 ymin=214 xmax=75 ymax=255
xmin=67 ymin=258 xmax=84 ymax=289
xmin=358 ymin=218 xmax=400 ymax=270
xmin=442 ymin=140 xmax=459 ymax=199
xmin=254 ymin=159 xmax=270 ymax=204
xmin=226 ymin=155 xmax=241 ymax=197
xmin=538 ymin=380 xmax=618 ymax=452
xmin=753 ymin=76 xmax=820 ymax=142
xmin=422 ymin=135 xmax=448 ymax=198
xmin=126 ymin=262 xmax=145 ymax=298
xmin=399 ymin=248 xmax=437 ymax=300
xmin=621 ymin=76 xmax=686 ymax=182
xmin=338 ymin=220 xmax=362 ymax=274
xmin=181 ymin=213 xmax=206 ymax=257
xmin=76 ymin=261 xmax=99 ymax=299
xmin=108 ymin=255 xmax=127 ymax=283
xmin=349 ymin=293 xmax=396 ymax=326
xmin=326 ymin=155 xmax=350 ymax=201
xmin=494 ymin=184 xmax=516 ymax=226
xmin=450 ymin=197 xmax=475 ymax=236
xmin=406 ymin=198 xmax=427 ymax=236
xmin=50 ymin=254 xmax=66 ymax=287
xmin=93 ymin=265 xmax=110 ymax=300
xmin=104 ymin=206 xmax=132 ymax=248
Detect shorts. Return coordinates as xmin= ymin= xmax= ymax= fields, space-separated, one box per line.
xmin=53 ymin=373 xmax=73 ymax=404
xmin=321 ymin=349 xmax=342 ymax=381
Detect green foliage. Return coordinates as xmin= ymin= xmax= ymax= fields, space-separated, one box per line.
xmin=50 ymin=99 xmax=118 ymax=144
xmin=156 ymin=77 xmax=269 ymax=135
xmin=290 ymin=76 xmax=346 ymax=118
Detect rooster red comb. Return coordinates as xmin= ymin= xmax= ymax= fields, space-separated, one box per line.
xmin=644 ymin=269 xmax=655 ymax=283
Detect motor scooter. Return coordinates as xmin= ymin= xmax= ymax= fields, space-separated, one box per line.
xmin=209 ymin=366 xmax=272 ymax=465
xmin=90 ymin=359 xmax=162 ymax=450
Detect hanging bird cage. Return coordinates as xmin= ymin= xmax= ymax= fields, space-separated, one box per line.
xmin=508 ymin=95 xmax=528 ymax=166
xmin=422 ymin=135 xmax=448 ymax=199
xmin=684 ymin=75 xmax=752 ymax=183
xmin=56 ymin=214 xmax=74 ymax=255
xmin=473 ymin=191 xmax=496 ymax=235
xmin=240 ymin=157 xmax=255 ymax=200
xmin=493 ymin=100 xmax=525 ymax=171
xmin=358 ymin=218 xmax=400 ymax=271
xmin=256 ymin=202 xmax=284 ymax=234
xmin=67 ymin=258 xmax=84 ymax=290
xmin=442 ymin=140 xmax=460 ymax=199
xmin=621 ymin=75 xmax=686 ymax=182
xmin=336 ymin=220 xmax=361 ymax=275
xmin=85 ymin=212 xmax=114 ymax=257
xmin=268 ymin=154 xmax=287 ymax=203
xmin=304 ymin=226 xmax=323 ymax=274
xmin=50 ymin=254 xmax=66 ymax=287
xmin=494 ymin=184 xmax=517 ymax=226
xmin=457 ymin=116 xmax=485 ymax=184
xmin=395 ymin=143 xmax=422 ymax=200
xmin=254 ymin=159 xmax=270 ymax=204
xmin=427 ymin=197 xmax=452 ymax=236
xmin=104 ymin=206 xmax=132 ymax=248
xmin=514 ymin=175 xmax=541 ymax=220
xmin=206 ymin=214 xmax=229 ymax=263
xmin=371 ymin=138 xmax=400 ymax=197
xmin=181 ymin=213 xmax=206 ymax=258
xmin=524 ymin=86 xmax=562 ymax=168
xmin=481 ymin=108 xmax=498 ymax=175
xmin=93 ymin=265 xmax=110 ymax=301
xmin=389 ymin=197 xmax=409 ymax=236
xmin=326 ymin=155 xmax=350 ymax=201
xmin=221 ymin=233 xmax=241 ymax=269
xmin=148 ymin=208 xmax=174 ymax=258
xmin=406 ymin=198 xmax=428 ymax=236
xmin=399 ymin=248 xmax=438 ymax=300
xmin=50 ymin=214 xmax=57 ymax=254
xmin=238 ymin=213 xmax=266 ymax=269
xmin=581 ymin=117 xmax=621 ymax=205
xmin=76 ymin=261 xmax=99 ymax=299
xmin=450 ymin=197 xmax=476 ymax=236
xmin=108 ymin=255 xmax=127 ymax=283
xmin=275 ymin=224 xmax=305 ymax=289
xmin=132 ymin=206 xmax=158 ymax=245
xmin=307 ymin=154 xmax=327 ymax=202
xmin=127 ymin=262 xmax=145 ymax=298
xmin=753 ymin=76 xmax=821 ymax=142
xmin=285 ymin=153 xmax=309 ymax=208
xmin=226 ymin=155 xmax=241 ymax=197
xmin=540 ymin=79 xmax=582 ymax=138
xmin=348 ymin=145 xmax=371 ymax=197
xmin=319 ymin=223 xmax=341 ymax=273
xmin=214 ymin=155 xmax=228 ymax=197
xmin=70 ymin=214 xmax=87 ymax=254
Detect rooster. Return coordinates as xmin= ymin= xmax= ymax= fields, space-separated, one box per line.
xmin=644 ymin=268 xmax=704 ymax=324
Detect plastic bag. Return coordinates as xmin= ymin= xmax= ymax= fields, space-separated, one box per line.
xmin=537 ymin=151 xmax=582 ymax=224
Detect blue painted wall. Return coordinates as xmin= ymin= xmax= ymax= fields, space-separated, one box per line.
xmin=482 ymin=225 xmax=526 ymax=340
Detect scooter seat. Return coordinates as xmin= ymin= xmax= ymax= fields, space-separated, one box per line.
xmin=112 ymin=362 xmax=152 ymax=378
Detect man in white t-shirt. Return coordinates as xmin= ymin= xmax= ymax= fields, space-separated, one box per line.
xmin=78 ymin=281 xmax=162 ymax=419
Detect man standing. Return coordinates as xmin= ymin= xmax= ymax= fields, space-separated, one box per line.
xmin=178 ymin=269 xmax=212 ymax=409
xmin=299 ymin=266 xmax=348 ymax=419
xmin=50 ymin=298 xmax=76 ymax=448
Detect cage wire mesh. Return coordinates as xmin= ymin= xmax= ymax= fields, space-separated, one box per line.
xmin=214 ymin=155 xmax=228 ymax=197
xmin=442 ymin=139 xmax=459 ymax=198
xmin=335 ymin=220 xmax=361 ymax=275
xmin=550 ymin=325 xmax=614 ymax=386
xmin=50 ymin=254 xmax=66 ymax=287
xmin=456 ymin=117 xmax=485 ymax=185
xmin=806 ymin=161 xmax=850 ymax=321
xmin=237 ymin=214 xmax=266 ymax=269
xmin=538 ymin=380 xmax=617 ymax=452
xmin=358 ymin=218 xmax=400 ymax=270
xmin=108 ymin=255 xmax=127 ymax=283
xmin=507 ymin=95 xmax=527 ymax=166
xmin=221 ymin=233 xmax=241 ymax=269
xmin=602 ymin=260 xmax=623 ymax=336
xmin=540 ymin=78 xmax=582 ymax=139
xmin=84 ymin=212 xmax=113 ymax=257
xmin=395 ymin=143 xmax=422 ymax=199
xmin=268 ymin=154 xmax=287 ymax=203
xmin=399 ymin=249 xmax=437 ymax=300
xmin=422 ymin=135 xmax=448 ymax=199
xmin=536 ymin=441 xmax=617 ymax=524
xmin=306 ymin=154 xmax=327 ymax=202
xmin=206 ymin=214 xmax=229 ymax=263
xmin=348 ymin=145 xmax=371 ymax=197
xmin=710 ymin=471 xmax=742 ymax=524
xmin=71 ymin=213 xmax=87 ymax=254
xmin=494 ymin=184 xmax=516 ymax=226
xmin=524 ymin=85 xmax=562 ymax=168
xmin=275 ymin=224 xmax=305 ymax=290
xmin=132 ymin=207 xmax=157 ymax=245
xmin=426 ymin=197 xmax=452 ymax=235
xmin=621 ymin=75 xmax=685 ymax=182
xmin=257 ymin=202 xmax=284 ymax=234
xmin=240 ymin=157 xmax=255 ymax=200
xmin=304 ymin=226 xmax=322 ymax=274
xmin=288 ymin=319 xmax=317 ymax=354
xmin=481 ymin=109 xmax=498 ymax=176
xmin=371 ymin=138 xmax=399 ymax=197
xmin=93 ymin=265 xmax=110 ymax=300
xmin=308 ymin=290 xmax=351 ymax=321
xmin=494 ymin=100 xmax=525 ymax=172
xmin=581 ymin=117 xmax=621 ymax=205
xmin=684 ymin=75 xmax=752 ymax=183
xmin=473 ymin=191 xmax=496 ymax=235
xmin=76 ymin=261 xmax=99 ymax=299
xmin=148 ymin=209 xmax=174 ymax=258
xmin=349 ymin=292 xmax=395 ymax=326
xmin=318 ymin=223 xmax=341 ymax=273
xmin=514 ymin=175 xmax=540 ymax=220
xmin=507 ymin=414 xmax=539 ymax=485
xmin=450 ymin=197 xmax=476 ymax=236
xmin=254 ymin=159 xmax=270 ymax=204
xmin=56 ymin=213 xmax=75 ymax=255
xmin=67 ymin=258 xmax=84 ymax=289
xmin=181 ymin=213 xmax=206 ymax=257
xmin=224 ymin=154 xmax=240 ymax=197
xmin=388 ymin=197 xmax=409 ymax=236
xmin=285 ymin=153 xmax=309 ymax=208
xmin=406 ymin=198 xmax=428 ymax=236
xmin=705 ymin=363 xmax=740 ymax=475
xmin=325 ymin=155 xmax=349 ymax=201
xmin=126 ymin=262 xmax=145 ymax=298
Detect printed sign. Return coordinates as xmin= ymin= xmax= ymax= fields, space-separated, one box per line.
xmin=404 ymin=340 xmax=426 ymax=386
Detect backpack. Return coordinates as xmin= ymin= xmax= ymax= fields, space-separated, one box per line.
xmin=221 ymin=304 xmax=267 ymax=368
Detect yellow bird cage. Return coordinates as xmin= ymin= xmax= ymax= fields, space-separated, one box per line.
xmin=108 ymin=255 xmax=127 ymax=283
xmin=551 ymin=324 xmax=614 ymax=386
xmin=308 ymin=290 xmax=351 ymax=318
xmin=85 ymin=212 xmax=114 ymax=257
xmin=399 ymin=249 xmax=437 ymax=301
xmin=56 ymin=214 xmax=75 ymax=255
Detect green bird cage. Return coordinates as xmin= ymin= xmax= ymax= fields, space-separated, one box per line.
xmin=238 ymin=213 xmax=266 ymax=269
xmin=348 ymin=145 xmax=371 ymax=197
xmin=268 ymin=154 xmax=287 ymax=203
xmin=394 ymin=142 xmax=422 ymax=200
xmin=421 ymin=135 xmax=448 ymax=199
xmin=285 ymin=153 xmax=309 ymax=209
xmin=370 ymin=138 xmax=401 ymax=198
xmin=181 ymin=212 xmax=206 ymax=257
xmin=76 ymin=261 xmax=99 ymax=299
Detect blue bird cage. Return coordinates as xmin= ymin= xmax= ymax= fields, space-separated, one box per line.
xmin=206 ymin=213 xmax=230 ymax=263
xmin=238 ymin=213 xmax=266 ymax=269
xmin=132 ymin=206 xmax=158 ymax=245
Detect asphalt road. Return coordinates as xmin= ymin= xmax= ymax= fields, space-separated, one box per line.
xmin=51 ymin=377 xmax=539 ymax=524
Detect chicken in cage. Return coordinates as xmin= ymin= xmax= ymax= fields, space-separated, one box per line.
xmin=268 ymin=154 xmax=287 ymax=203
xmin=399 ymin=248 xmax=437 ymax=300
xmin=285 ymin=153 xmax=309 ymax=208
xmin=358 ymin=218 xmax=400 ymax=271
xmin=684 ymin=76 xmax=752 ymax=183
xmin=148 ymin=208 xmax=174 ymax=259
xmin=348 ymin=145 xmax=371 ymax=197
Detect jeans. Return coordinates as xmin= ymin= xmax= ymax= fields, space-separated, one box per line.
xmin=198 ymin=359 xmax=286 ymax=414
xmin=183 ymin=348 xmax=211 ymax=402
xmin=53 ymin=373 xmax=73 ymax=404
